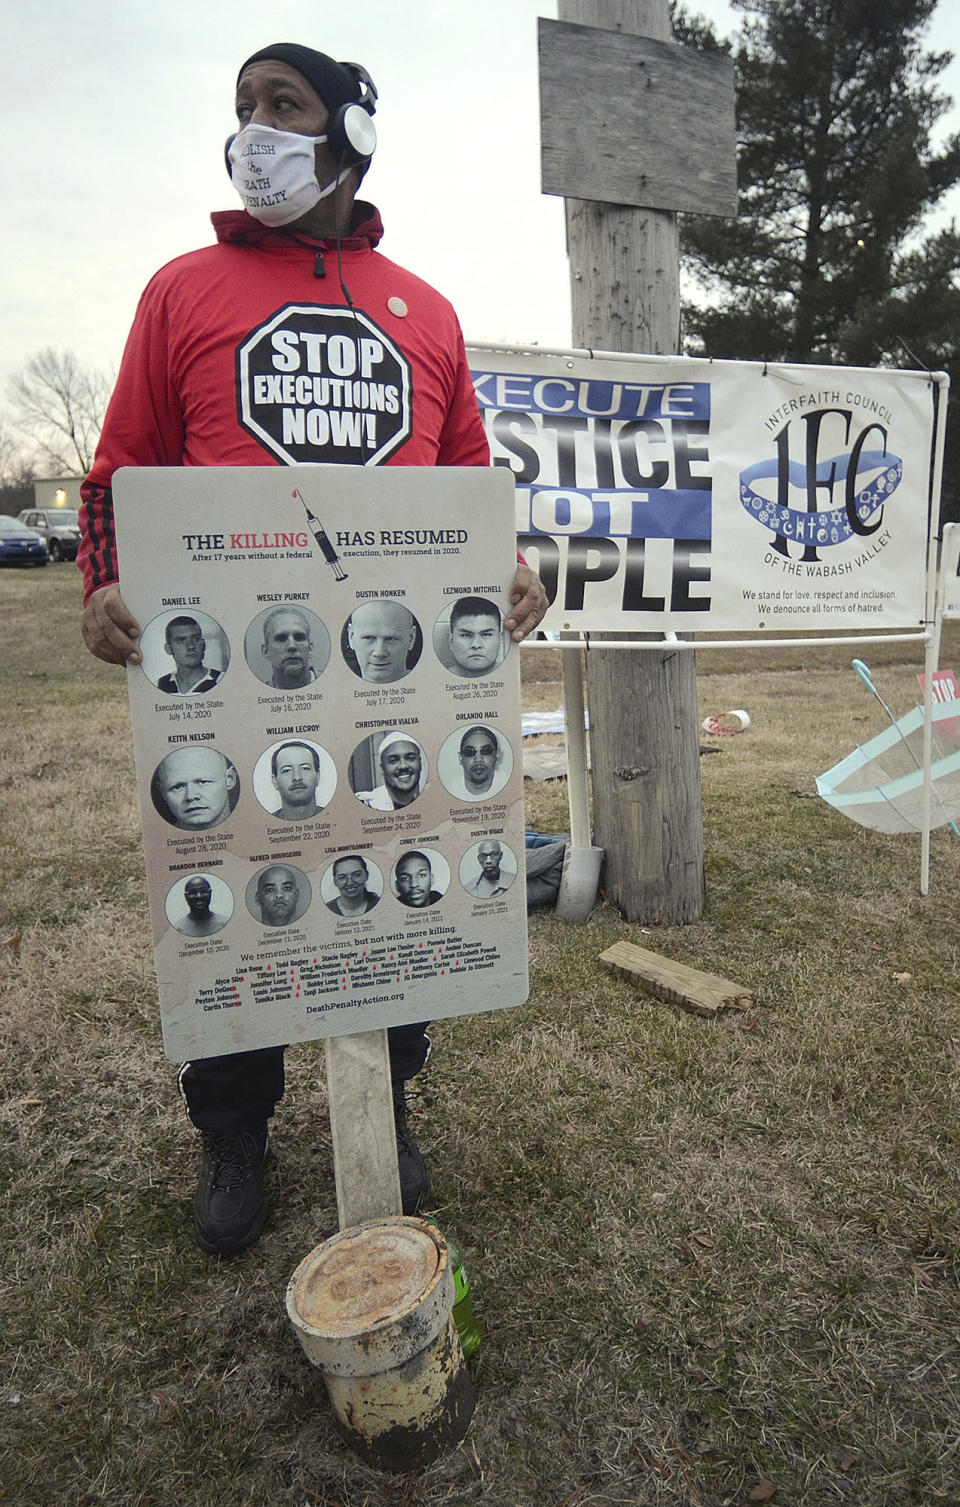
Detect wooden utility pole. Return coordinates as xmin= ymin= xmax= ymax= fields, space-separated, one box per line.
xmin=548 ymin=0 xmax=724 ymax=923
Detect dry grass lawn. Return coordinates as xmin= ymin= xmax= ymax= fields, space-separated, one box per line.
xmin=1 ymin=567 xmax=959 ymax=1506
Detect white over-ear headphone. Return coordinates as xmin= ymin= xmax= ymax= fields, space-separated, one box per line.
xmin=327 ymin=62 xmax=378 ymax=164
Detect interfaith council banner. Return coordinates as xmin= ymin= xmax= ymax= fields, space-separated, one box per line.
xmin=467 ymin=347 xmax=947 ymax=634
xmin=113 ymin=465 xmax=527 ymax=1062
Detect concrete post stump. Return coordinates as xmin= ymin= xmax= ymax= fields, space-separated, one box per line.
xmin=286 ymin=1215 xmax=475 ymax=1472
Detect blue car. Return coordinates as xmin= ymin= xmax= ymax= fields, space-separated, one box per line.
xmin=0 ymin=514 xmax=49 ymax=566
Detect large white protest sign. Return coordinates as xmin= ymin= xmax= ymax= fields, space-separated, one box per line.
xmin=113 ymin=466 xmax=527 ymax=1061
xmin=468 ymin=347 xmax=946 ymax=635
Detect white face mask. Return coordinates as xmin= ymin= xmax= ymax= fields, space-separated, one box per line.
xmin=228 ymin=123 xmax=353 ymax=227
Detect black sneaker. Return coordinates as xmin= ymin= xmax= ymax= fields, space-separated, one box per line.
xmin=392 ymin=1081 xmax=432 ymax=1214
xmin=194 ymin=1127 xmax=269 ymax=1255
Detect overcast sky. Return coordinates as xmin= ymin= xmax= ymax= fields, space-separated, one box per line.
xmin=3 ymin=0 xmax=960 ymax=409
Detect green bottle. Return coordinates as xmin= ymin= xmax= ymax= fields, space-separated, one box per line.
xmin=425 ymin=1219 xmax=481 ymax=1359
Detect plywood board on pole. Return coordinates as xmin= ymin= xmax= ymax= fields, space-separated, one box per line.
xmin=539 ymin=18 xmax=737 ymax=216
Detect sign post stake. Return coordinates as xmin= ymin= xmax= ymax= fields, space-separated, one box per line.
xmin=561 ymin=637 xmax=591 ymax=850
xmin=544 ymin=0 xmax=736 ymax=921
xmin=326 ymin=1031 xmax=402 ymax=1228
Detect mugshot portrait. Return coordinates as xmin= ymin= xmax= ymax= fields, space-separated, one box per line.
xmin=252 ymin=738 xmax=337 ymax=821
xmin=458 ymin=838 xmax=518 ymax=898
xmin=139 ymin=609 xmax=229 ymax=695
xmin=391 ymin=847 xmax=450 ymax=909
xmin=433 ymin=595 xmax=509 ymax=679
xmin=341 ymin=598 xmax=423 ymax=684
xmin=350 ymin=730 xmax=428 ymax=812
xmin=321 ymin=854 xmax=384 ymax=918
xmin=436 ymin=723 xmax=513 ymax=802
xmin=244 ymin=604 xmax=331 ymax=691
xmin=244 ymin=863 xmax=312 ymax=928
xmin=151 ymin=745 xmax=241 ymax=830
xmin=165 ymin=872 xmax=234 ymax=937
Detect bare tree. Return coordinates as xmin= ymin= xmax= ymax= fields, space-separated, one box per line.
xmin=7 ymin=348 xmax=112 ymax=476
xmin=0 ymin=417 xmax=31 ymax=487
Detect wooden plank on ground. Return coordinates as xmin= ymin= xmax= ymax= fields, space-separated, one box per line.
xmin=325 ymin=1029 xmax=401 ymax=1229
xmin=599 ymin=941 xmax=755 ymax=1017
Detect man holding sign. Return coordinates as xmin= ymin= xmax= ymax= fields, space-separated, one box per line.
xmin=78 ymin=42 xmax=546 ymax=1256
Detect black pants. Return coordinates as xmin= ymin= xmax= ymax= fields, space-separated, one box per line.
xmin=179 ymin=1022 xmax=430 ymax=1132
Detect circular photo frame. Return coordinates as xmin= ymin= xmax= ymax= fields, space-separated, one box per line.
xmin=349 ymin=730 xmax=428 ymax=812
xmin=151 ymin=745 xmax=240 ymax=831
xmin=458 ymin=839 xmax=518 ymax=898
xmin=391 ymin=847 xmax=451 ymax=910
xmin=341 ymin=597 xmax=423 ymax=684
xmin=436 ymin=723 xmax=513 ymax=801
xmin=244 ymin=604 xmax=331 ymax=691
xmin=252 ymin=738 xmax=337 ymax=821
xmin=244 ymin=863 xmax=312 ymax=928
xmin=321 ymin=854 xmax=384 ymax=917
xmin=164 ymin=872 xmax=234 ymax=937
xmin=433 ymin=595 xmax=508 ymax=678
xmin=139 ymin=609 xmax=229 ymax=695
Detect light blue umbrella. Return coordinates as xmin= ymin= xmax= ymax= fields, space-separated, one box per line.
xmin=816 ymin=662 xmax=960 ymax=834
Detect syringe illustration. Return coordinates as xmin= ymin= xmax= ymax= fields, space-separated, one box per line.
xmin=293 ymin=489 xmax=348 ymax=581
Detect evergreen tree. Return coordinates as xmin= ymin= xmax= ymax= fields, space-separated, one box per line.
xmin=676 ymin=0 xmax=960 ymax=511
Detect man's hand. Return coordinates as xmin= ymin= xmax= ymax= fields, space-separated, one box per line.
xmin=504 ymin=560 xmax=549 ymax=643
xmin=81 ymin=584 xmax=143 ymax=665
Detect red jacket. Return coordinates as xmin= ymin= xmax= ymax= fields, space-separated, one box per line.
xmin=79 ymin=204 xmax=489 ymax=602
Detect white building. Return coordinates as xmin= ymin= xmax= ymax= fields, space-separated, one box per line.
xmin=33 ymin=477 xmax=83 ymax=510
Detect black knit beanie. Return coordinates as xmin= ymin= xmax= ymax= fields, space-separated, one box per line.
xmin=236 ymin=44 xmax=363 ymax=116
